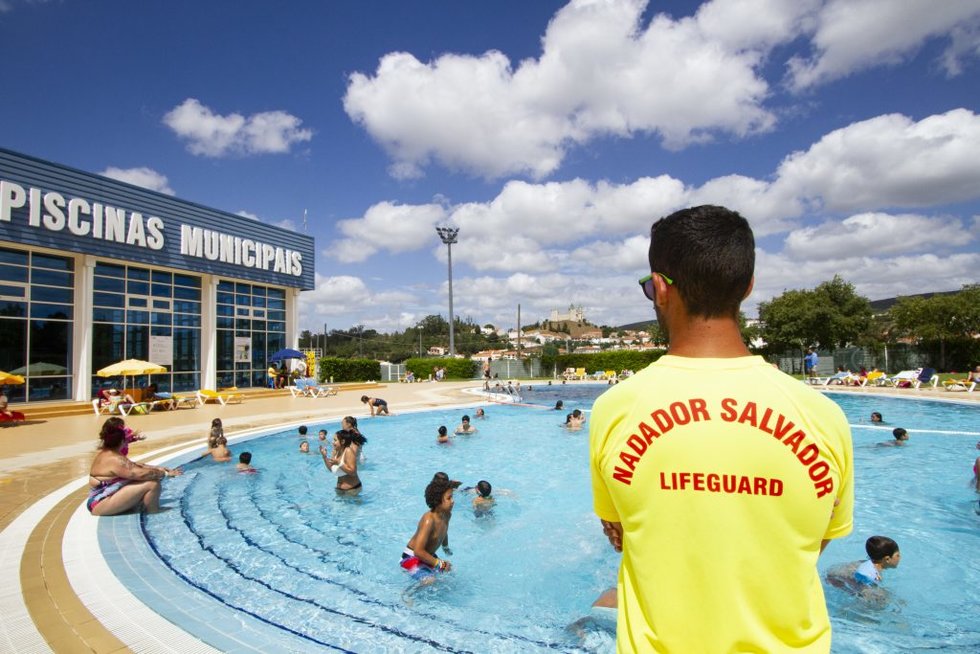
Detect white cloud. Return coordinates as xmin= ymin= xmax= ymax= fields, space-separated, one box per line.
xmin=236 ymin=210 xmax=260 ymax=220
xmin=787 ymin=0 xmax=980 ymax=90
xmin=274 ymin=218 xmax=297 ymax=232
xmin=784 ymin=212 xmax=973 ymax=260
xmin=99 ymin=166 xmax=174 ymax=195
xmin=344 ymin=0 xmax=782 ymax=179
xmin=941 ymin=20 xmax=980 ymax=75
xmin=773 ymin=109 xmax=980 ymax=212
xmin=329 ymin=202 xmax=448 ymax=263
xmin=162 ymin=98 xmax=312 ymax=157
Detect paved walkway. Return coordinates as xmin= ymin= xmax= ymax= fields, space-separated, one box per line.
xmin=0 ymin=380 xmax=975 ymax=653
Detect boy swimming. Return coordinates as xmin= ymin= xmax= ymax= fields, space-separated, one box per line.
xmin=472 ymin=480 xmax=495 ymax=516
xmin=400 ymin=477 xmax=455 ymax=584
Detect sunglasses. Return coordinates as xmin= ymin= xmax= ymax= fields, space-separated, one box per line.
xmin=638 ymin=272 xmax=674 ymax=302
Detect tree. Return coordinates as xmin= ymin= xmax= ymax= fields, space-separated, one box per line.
xmin=758 ymin=276 xmax=872 ymax=353
xmin=889 ymin=285 xmax=980 ymax=370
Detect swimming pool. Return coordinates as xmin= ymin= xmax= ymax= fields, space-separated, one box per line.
xmin=134 ymin=387 xmax=979 ymax=653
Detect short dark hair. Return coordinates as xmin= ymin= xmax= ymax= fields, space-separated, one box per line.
xmin=865 ymin=535 xmax=899 ymax=562
xmin=462 ymin=415 xmax=470 ymax=422
xmin=298 ymin=425 xmax=308 ymax=435
xmin=649 ymin=205 xmax=755 ymax=318
xmin=438 ymin=426 xmax=448 ymax=436
xmin=476 ymin=480 xmax=492 ymax=497
xmin=239 ymin=451 xmax=252 ymax=464
xmin=425 ymin=477 xmax=454 ymax=509
xmin=892 ymin=427 xmax=908 ymax=440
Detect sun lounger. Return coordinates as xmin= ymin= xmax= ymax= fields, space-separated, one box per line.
xmin=943 ymin=379 xmax=977 ymax=392
xmin=196 ymin=389 xmax=244 ymax=406
xmin=171 ymin=393 xmax=199 ymax=409
xmin=288 ymin=379 xmax=310 ymax=397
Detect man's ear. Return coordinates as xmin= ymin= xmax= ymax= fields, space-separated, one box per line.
xmin=743 ymin=275 xmax=755 ymax=300
xmin=652 ymin=272 xmax=671 ymax=308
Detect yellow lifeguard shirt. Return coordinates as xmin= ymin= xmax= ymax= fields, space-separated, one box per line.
xmin=590 ymin=356 xmax=853 ymax=653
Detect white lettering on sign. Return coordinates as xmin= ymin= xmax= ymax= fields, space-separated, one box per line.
xmin=179 ymin=225 xmax=303 ymax=276
xmin=0 ymin=179 xmax=303 ymax=276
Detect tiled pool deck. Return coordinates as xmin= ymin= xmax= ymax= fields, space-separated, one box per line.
xmin=1 ymin=381 xmax=977 ymax=653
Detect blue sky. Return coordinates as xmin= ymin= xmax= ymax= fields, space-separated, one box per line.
xmin=1 ymin=0 xmax=978 ymax=335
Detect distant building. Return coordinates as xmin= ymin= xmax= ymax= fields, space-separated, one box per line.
xmin=547 ymin=304 xmax=585 ymax=323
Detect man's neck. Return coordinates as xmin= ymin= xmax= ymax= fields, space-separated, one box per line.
xmin=666 ymin=316 xmax=752 ymax=358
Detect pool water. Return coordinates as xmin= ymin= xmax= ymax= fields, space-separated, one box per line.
xmin=141 ymin=388 xmax=980 ymax=653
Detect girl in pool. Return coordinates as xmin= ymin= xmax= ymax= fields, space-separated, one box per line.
xmin=205 ymin=418 xmax=232 ymax=462
xmin=342 ymin=415 xmax=367 ymax=463
xmin=320 ymin=428 xmax=366 ymax=494
xmin=87 ymin=418 xmax=181 ymax=516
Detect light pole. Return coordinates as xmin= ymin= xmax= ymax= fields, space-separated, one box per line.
xmin=435 ymin=226 xmax=459 ymax=356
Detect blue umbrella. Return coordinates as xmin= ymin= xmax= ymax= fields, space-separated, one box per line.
xmin=269 ymin=348 xmax=305 ymax=362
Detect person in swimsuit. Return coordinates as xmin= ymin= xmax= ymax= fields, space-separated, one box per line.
xmin=454 ymin=415 xmax=477 ymax=434
xmin=342 ymin=416 xmax=367 ymax=463
xmin=825 ymin=536 xmax=900 ymax=604
xmin=474 ymin=408 xmax=486 ymax=419
xmin=361 ymin=395 xmax=389 ymax=416
xmin=437 ymin=425 xmax=450 ymax=444
xmin=299 ymin=440 xmax=310 ymax=453
xmin=320 ymin=428 xmax=366 ymax=494
xmin=204 ymin=418 xmax=231 ymax=462
xmin=87 ymin=417 xmax=181 ymax=516
xmin=400 ymin=476 xmax=455 ymax=584
xmin=870 ymin=411 xmax=883 ymax=424
xmin=877 ymin=427 xmax=908 ymax=446
xmin=972 ymin=441 xmax=980 ymax=492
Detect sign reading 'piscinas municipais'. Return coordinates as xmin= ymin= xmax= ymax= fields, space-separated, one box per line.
xmin=0 ymin=178 xmax=305 ymax=278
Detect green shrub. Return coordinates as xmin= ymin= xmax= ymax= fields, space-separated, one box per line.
xmin=552 ymin=350 xmax=663 ymax=374
xmin=319 ymin=357 xmax=380 ymax=383
xmin=404 ymin=358 xmax=478 ymax=380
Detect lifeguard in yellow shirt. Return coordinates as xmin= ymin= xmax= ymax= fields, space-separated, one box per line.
xmin=590 ymin=205 xmax=853 ymax=653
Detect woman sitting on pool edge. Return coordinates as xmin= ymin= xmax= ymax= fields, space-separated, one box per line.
xmin=88 ymin=417 xmax=182 ymax=515
xmin=320 ymin=428 xmax=366 ymax=494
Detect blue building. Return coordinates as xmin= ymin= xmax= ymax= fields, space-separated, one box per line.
xmin=0 ymin=148 xmax=315 ymax=403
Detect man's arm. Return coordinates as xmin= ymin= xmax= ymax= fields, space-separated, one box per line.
xmin=600 ymin=519 xmax=623 ymax=553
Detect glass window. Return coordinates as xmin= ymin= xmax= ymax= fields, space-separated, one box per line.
xmin=128 ymin=267 xmax=150 ymax=281
xmin=31 ymin=286 xmax=72 ymax=304
xmin=31 ymin=303 xmax=72 ymax=320
xmin=126 ymin=325 xmax=149 ymax=359
xmin=0 ymin=317 xmax=26 ymax=370
xmin=128 ymin=297 xmax=148 ymax=308
xmin=173 ymin=327 xmax=201 ymax=372
xmin=127 ymin=310 xmax=149 ymax=324
xmin=217 ymin=292 xmax=234 ymax=305
xmin=152 ymin=283 xmax=170 ymax=298
xmin=152 ymin=299 xmax=171 ymax=311
xmin=217 ymin=316 xmax=234 ymax=329
xmin=92 ymin=324 xmax=125 ymax=370
xmin=31 ymin=269 xmax=73 ymax=287
xmin=236 ymin=283 xmax=252 ymax=295
xmin=29 ymin=319 xmax=71 ymax=372
xmin=0 ymin=265 xmax=29 ymax=283
xmin=127 ymin=280 xmax=149 ymax=295
xmin=173 ymin=300 xmax=201 ymax=314
xmin=0 ymin=284 xmax=26 ymax=297
xmin=173 ymin=286 xmax=200 ymax=301
xmin=217 ymin=280 xmax=234 ymax=292
xmin=94 ymin=262 xmax=125 ymax=277
xmin=267 ymin=298 xmax=286 ymax=310
xmin=94 ymin=275 xmax=125 ymax=293
xmin=152 ymin=270 xmax=173 ymax=284
xmin=151 ymin=312 xmax=172 ymax=327
xmin=93 ymin=308 xmax=125 ymax=323
xmin=31 ymin=253 xmax=72 ymax=271
xmin=0 ymin=301 xmax=27 ymax=317
xmin=0 ymin=248 xmax=28 ymax=265
xmin=94 ymin=292 xmax=125 ymax=308
xmin=174 ymin=273 xmax=200 ymax=288
xmin=174 ymin=313 xmax=201 ymax=327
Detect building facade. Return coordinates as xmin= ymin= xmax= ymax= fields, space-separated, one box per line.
xmin=0 ymin=148 xmax=314 ymax=403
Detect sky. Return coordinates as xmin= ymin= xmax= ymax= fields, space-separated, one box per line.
xmin=1 ymin=0 xmax=979 ymax=335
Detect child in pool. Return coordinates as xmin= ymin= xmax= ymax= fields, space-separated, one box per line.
xmin=472 ymin=480 xmax=495 ymax=516
xmin=437 ymin=425 xmax=450 ymax=444
xmin=877 ymin=427 xmax=908 ymax=446
xmin=237 ymin=451 xmax=257 ymax=473
xmin=400 ymin=477 xmax=455 ymax=584
xmin=299 ymin=440 xmax=310 ymax=453
xmin=826 ymin=535 xmax=900 ymax=602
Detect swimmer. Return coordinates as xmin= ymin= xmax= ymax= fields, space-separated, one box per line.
xmin=342 ymin=416 xmax=366 ymax=463
xmin=432 ymin=471 xmax=462 ymax=489
xmin=973 ymin=441 xmax=980 ymax=492
xmin=299 ymin=440 xmax=310 ymax=453
xmin=474 ymin=408 xmax=486 ymax=419
xmin=400 ymin=476 xmax=455 ymax=586
xmin=437 ymin=425 xmax=450 ymax=444
xmin=298 ymin=425 xmax=308 ymax=437
xmin=320 ymin=429 xmax=365 ymax=494
xmin=237 ymin=451 xmax=257 ymax=473
xmin=318 ymin=429 xmax=328 ymax=443
xmin=361 ymin=395 xmax=389 ymax=416
xmin=870 ymin=411 xmax=883 ymax=424
xmin=454 ymin=415 xmax=477 ymax=434
xmin=878 ymin=427 xmax=908 ymax=446
xmin=826 ymin=536 xmax=900 ymax=605
xmin=472 ymin=480 xmax=495 ymax=516
xmin=554 ymin=400 xmax=564 ymax=411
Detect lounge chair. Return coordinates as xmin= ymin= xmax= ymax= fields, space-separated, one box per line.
xmin=882 ymin=369 xmax=919 ymax=388
xmin=562 ymin=367 xmax=577 ymax=381
xmin=911 ymin=367 xmax=938 ymax=389
xmin=604 ymin=370 xmax=617 ymax=381
xmin=944 ymin=378 xmax=977 ymax=392
xmin=304 ymin=378 xmax=338 ymax=398
xmin=197 ymin=389 xmax=244 ymax=406
xmin=288 ymin=378 xmax=310 ymax=397
xmin=575 ymin=367 xmax=587 ymax=380
xmin=820 ymin=371 xmax=856 ymax=386
xmin=859 ymin=371 xmax=886 ymax=387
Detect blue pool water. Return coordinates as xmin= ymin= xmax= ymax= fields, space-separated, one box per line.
xmin=141 ymin=388 xmax=980 ymax=653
